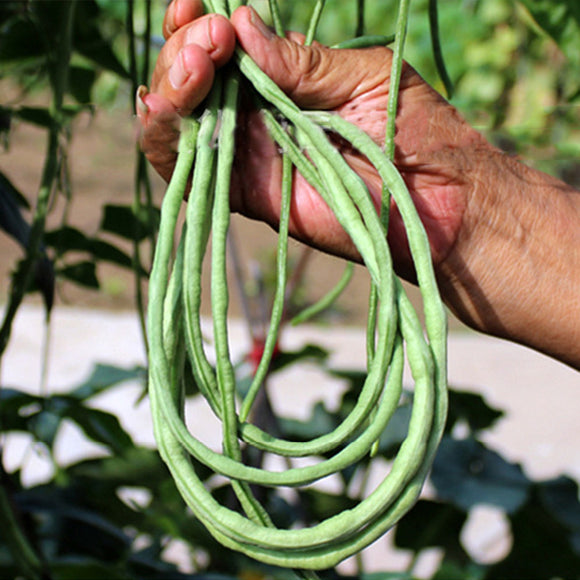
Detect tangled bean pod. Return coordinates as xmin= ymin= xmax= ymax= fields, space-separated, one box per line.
xmin=147 ymin=0 xmax=447 ymax=571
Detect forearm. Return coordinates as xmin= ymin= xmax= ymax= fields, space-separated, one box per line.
xmin=438 ymin=148 xmax=580 ymax=369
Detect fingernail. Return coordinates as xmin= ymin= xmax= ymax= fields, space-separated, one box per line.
xmin=206 ymin=15 xmax=216 ymax=51
xmin=169 ymin=50 xmax=190 ymax=89
xmin=249 ymin=7 xmax=274 ymax=39
xmin=136 ymin=85 xmax=149 ymax=115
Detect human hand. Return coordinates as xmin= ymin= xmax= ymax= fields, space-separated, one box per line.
xmin=137 ymin=0 xmax=492 ymax=282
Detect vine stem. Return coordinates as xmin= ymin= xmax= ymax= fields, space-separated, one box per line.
xmin=128 ymin=0 xmax=155 ymax=357
xmin=0 ymin=2 xmax=76 ymax=358
xmin=0 ymin=4 xmax=77 ymax=578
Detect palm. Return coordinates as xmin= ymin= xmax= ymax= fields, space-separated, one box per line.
xmin=140 ymin=5 xmax=484 ymax=280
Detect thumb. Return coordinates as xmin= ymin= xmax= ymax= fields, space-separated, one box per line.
xmin=231 ymin=6 xmax=392 ymax=109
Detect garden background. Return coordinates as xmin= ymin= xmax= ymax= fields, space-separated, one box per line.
xmin=1 ymin=1 xmax=579 ymax=579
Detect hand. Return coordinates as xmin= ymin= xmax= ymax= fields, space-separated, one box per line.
xmin=137 ymin=1 xmax=490 ymax=281
xmin=138 ymin=0 xmax=580 ymax=369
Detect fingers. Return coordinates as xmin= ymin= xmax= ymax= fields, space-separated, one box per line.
xmin=231 ymin=6 xmax=392 ymax=109
xmin=138 ymin=7 xmax=236 ymax=181
xmin=150 ymin=14 xmax=236 ymax=112
xmin=163 ymin=0 xmax=204 ymax=40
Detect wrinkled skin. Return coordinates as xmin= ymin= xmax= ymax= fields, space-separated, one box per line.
xmin=138 ymin=1 xmax=580 ymax=369
xmin=138 ymin=3 xmax=489 ymax=280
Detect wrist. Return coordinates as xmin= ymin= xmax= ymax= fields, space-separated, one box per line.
xmin=437 ymin=147 xmax=580 ymax=368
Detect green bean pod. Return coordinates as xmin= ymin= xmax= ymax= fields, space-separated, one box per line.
xmin=147 ymin=0 xmax=447 ymax=571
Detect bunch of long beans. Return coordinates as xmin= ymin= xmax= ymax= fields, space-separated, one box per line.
xmin=147 ymin=0 xmax=448 ymax=571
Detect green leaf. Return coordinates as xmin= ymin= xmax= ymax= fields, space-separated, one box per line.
xmin=72 ymin=0 xmax=130 ymax=79
xmin=445 ymin=388 xmax=504 ymax=434
xmin=360 ymin=573 xmax=418 ymax=580
xmin=45 ymin=226 xmax=140 ymax=271
xmin=431 ymin=437 xmax=530 ymax=514
xmin=49 ymin=559 xmax=129 ymax=580
xmin=100 ymin=204 xmax=160 ymax=242
xmin=0 ymin=15 xmax=44 ymax=64
xmin=486 ymin=486 xmax=580 ymax=579
xmin=298 ymin=489 xmax=357 ymax=523
xmin=65 ymin=405 xmax=134 ymax=455
xmin=519 ymin=0 xmax=580 ymax=59
xmin=376 ymin=400 xmax=413 ymax=457
xmin=394 ymin=499 xmax=468 ymax=556
xmin=277 ymin=401 xmax=337 ymax=442
xmin=70 ymin=363 xmax=146 ymax=401
xmin=66 ymin=446 xmax=168 ymax=488
xmin=88 ymin=239 xmax=136 ymax=270
xmin=68 ymin=65 xmax=97 ymax=104
xmin=58 ymin=261 xmax=99 ymax=289
xmin=0 ymin=388 xmax=43 ymax=433
xmin=17 ymin=484 xmax=132 ymax=562
xmin=0 ymin=170 xmax=30 ymax=209
xmin=13 ymin=105 xmax=87 ymax=128
xmin=28 ymin=408 xmax=64 ymax=449
xmin=537 ymin=476 xmax=580 ymax=547
xmin=269 ymin=343 xmax=330 ymax=374
xmin=519 ymin=0 xmax=580 ymax=97
xmin=45 ymin=225 xmax=91 ymax=252
xmin=431 ymin=561 xmax=484 ymax=580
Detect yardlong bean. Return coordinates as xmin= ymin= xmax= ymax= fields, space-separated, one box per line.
xmin=147 ymin=0 xmax=448 ymax=571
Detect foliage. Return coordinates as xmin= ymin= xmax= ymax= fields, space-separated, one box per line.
xmin=3 ymin=357 xmax=580 ymax=579
xmin=0 ymin=1 xmax=579 ymax=579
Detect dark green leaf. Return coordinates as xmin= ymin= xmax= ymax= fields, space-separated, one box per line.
xmin=431 ymin=437 xmax=530 ymax=513
xmin=0 ymin=173 xmax=33 ymax=247
xmin=277 ymin=402 xmax=337 ymax=442
xmin=0 ymin=170 xmax=30 ymax=209
xmin=0 ymin=388 xmax=43 ymax=432
xmin=68 ymin=65 xmax=97 ymax=104
xmin=395 ymin=499 xmax=468 ymax=556
xmin=519 ymin=0 xmax=580 ymax=98
xmin=360 ymin=573 xmax=417 ymax=580
xmin=88 ymin=239 xmax=135 ymax=269
xmin=100 ymin=204 xmax=160 ymax=242
xmin=519 ymin=0 xmax=580 ymax=60
xmin=28 ymin=409 xmax=63 ymax=448
xmin=45 ymin=226 xmax=140 ymax=271
xmin=376 ymin=401 xmax=413 ymax=457
xmin=13 ymin=105 xmax=86 ymax=128
xmin=65 ymin=405 xmax=134 ymax=455
xmin=432 ymin=562 xmax=484 ymax=580
xmin=270 ymin=344 xmax=330 ymax=374
xmin=17 ymin=483 xmax=132 ymax=563
xmin=49 ymin=559 xmax=129 ymax=580
xmin=486 ymin=487 xmax=580 ymax=579
xmin=298 ymin=489 xmax=357 ymax=523
xmin=445 ymin=388 xmax=504 ymax=434
xmin=0 ymin=15 xmax=44 ymax=63
xmin=330 ymin=368 xmax=367 ymax=395
xmin=58 ymin=261 xmax=99 ymax=288
xmin=66 ymin=446 xmax=168 ymax=488
xmin=70 ymin=363 xmax=146 ymax=401
xmin=537 ymin=476 xmax=580 ymax=544
xmin=72 ymin=0 xmax=130 ymax=79
xmin=45 ymin=226 xmax=91 ymax=252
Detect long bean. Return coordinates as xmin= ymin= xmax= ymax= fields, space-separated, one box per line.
xmin=147 ymin=0 xmax=448 ymax=571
